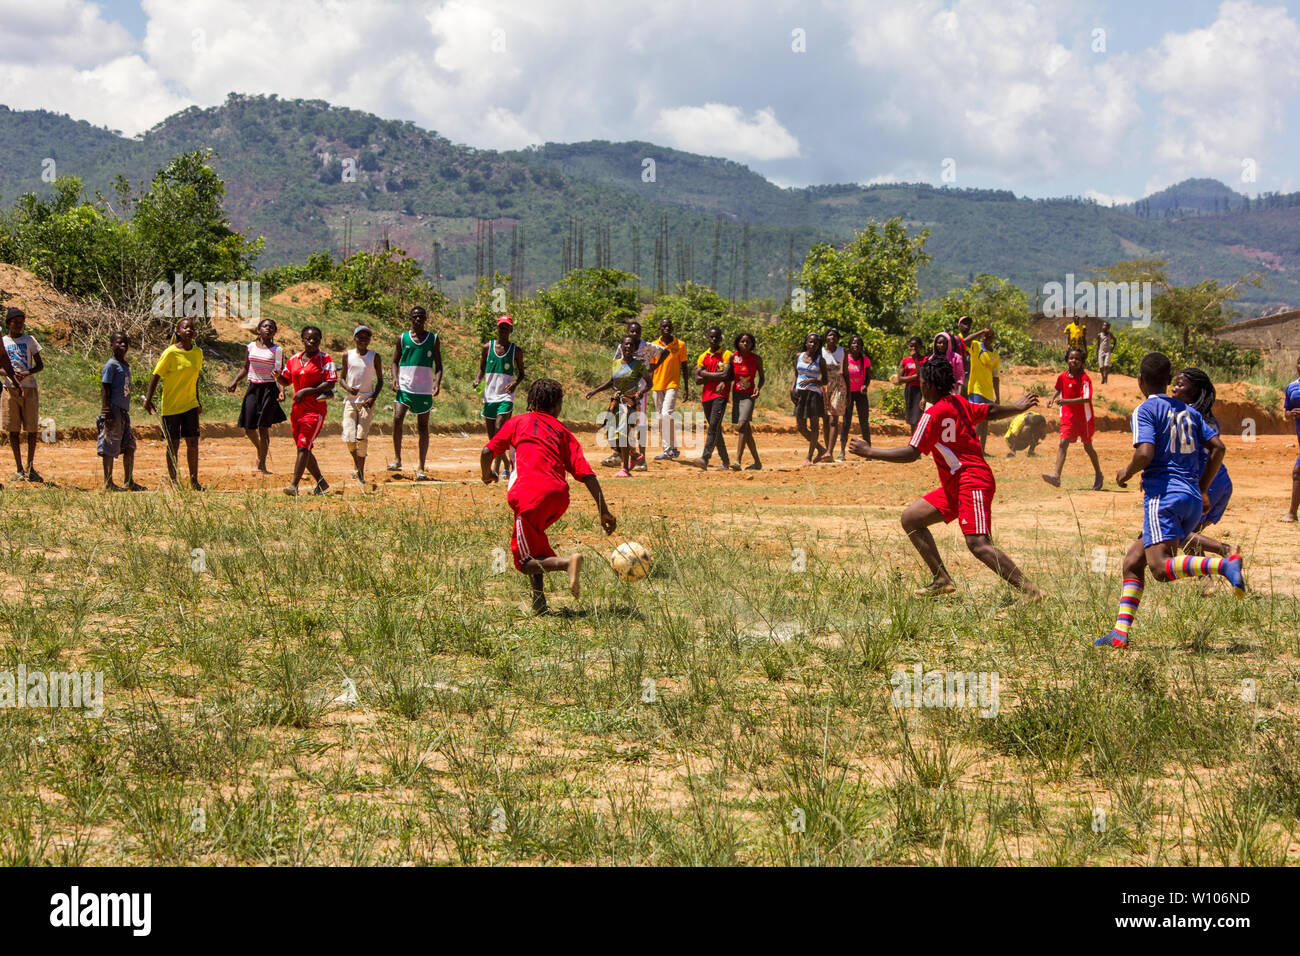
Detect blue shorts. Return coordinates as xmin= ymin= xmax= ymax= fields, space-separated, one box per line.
xmin=968 ymin=394 xmax=991 ymax=405
xmin=1143 ymin=492 xmax=1203 ymax=547
xmin=1203 ymin=471 xmax=1232 ymax=526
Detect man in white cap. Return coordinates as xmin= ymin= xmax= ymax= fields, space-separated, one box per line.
xmin=473 ymin=314 xmax=525 ymax=480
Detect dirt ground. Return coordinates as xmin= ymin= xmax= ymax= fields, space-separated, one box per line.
xmin=16 ymin=422 xmax=1299 ymax=590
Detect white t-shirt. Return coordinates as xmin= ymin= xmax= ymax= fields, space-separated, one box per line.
xmin=344 ymin=348 xmax=377 ymax=403
xmin=4 ymin=334 xmax=42 ymax=387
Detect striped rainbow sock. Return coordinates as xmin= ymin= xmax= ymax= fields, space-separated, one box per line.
xmin=1113 ymin=578 xmax=1144 ymax=640
xmin=1164 ymin=555 xmax=1226 ymax=580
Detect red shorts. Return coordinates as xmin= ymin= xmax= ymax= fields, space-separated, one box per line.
xmin=291 ymin=404 xmax=326 ymax=450
xmin=508 ymin=485 xmax=570 ymax=572
xmin=923 ymin=479 xmax=994 ymax=536
xmin=1059 ymin=414 xmax=1095 ymax=443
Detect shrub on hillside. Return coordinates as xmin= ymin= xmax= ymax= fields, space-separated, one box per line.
xmin=535 ymin=267 xmax=638 ymax=342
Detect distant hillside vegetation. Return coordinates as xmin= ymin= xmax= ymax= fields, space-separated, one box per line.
xmin=2 ymin=95 xmax=1299 ymax=315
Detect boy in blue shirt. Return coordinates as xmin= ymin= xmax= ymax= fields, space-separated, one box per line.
xmin=99 ymin=331 xmax=145 ymax=491
xmin=1283 ymin=355 xmax=1300 ymax=522
xmin=1097 ymin=352 xmax=1243 ymax=648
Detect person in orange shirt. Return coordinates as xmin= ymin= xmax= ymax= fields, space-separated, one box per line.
xmin=650 ymin=317 xmax=689 ymax=460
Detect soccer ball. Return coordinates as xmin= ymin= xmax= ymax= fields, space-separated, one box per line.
xmin=611 ymin=542 xmax=652 ymax=582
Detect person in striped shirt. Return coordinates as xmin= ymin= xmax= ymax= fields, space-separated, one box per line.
xmin=849 ymin=356 xmax=1042 ymax=599
xmin=227 ymin=318 xmax=286 ymax=474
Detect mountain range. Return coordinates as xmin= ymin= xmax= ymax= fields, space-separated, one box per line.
xmin=2 ymin=94 xmax=1298 ymax=317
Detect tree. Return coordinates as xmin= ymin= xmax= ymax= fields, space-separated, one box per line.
xmin=330 ymin=247 xmax=443 ymax=321
xmin=777 ymin=216 xmax=930 ymax=356
xmin=648 ymin=282 xmax=729 ymax=350
xmin=1092 ymin=258 xmax=1264 ymax=349
xmin=535 ymin=267 xmax=639 ymax=341
xmin=132 ymin=149 xmax=263 ymax=287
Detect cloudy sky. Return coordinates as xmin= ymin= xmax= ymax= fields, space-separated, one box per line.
xmin=2 ymin=0 xmax=1298 ymax=202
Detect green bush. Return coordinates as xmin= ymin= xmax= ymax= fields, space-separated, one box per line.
xmin=258 ymin=252 xmax=336 ymax=296
xmin=326 ymin=248 xmax=444 ymax=321
xmin=535 ymin=267 xmax=638 ymax=342
xmin=879 ymin=385 xmax=906 ymax=418
xmin=648 ymin=283 xmax=730 ymax=352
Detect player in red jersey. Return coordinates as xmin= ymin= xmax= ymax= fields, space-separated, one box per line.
xmin=277 ymin=325 xmax=337 ymax=496
xmin=849 ymin=355 xmax=1043 ymax=598
xmin=482 ymin=378 xmax=617 ymax=614
xmin=1042 ymin=347 xmax=1104 ymax=491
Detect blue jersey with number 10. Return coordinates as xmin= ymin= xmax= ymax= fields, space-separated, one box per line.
xmin=1131 ymin=393 xmax=1216 ymax=498
xmin=1285 ymin=380 xmax=1300 ymax=443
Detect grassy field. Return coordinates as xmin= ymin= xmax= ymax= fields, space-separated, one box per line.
xmin=2 ymin=465 xmax=1298 ymax=866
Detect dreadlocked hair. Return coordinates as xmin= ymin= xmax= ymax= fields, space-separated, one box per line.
xmin=1181 ymin=367 xmax=1218 ymax=428
xmin=920 ymin=354 xmax=955 ymax=395
xmin=527 ymin=377 xmax=564 ymax=413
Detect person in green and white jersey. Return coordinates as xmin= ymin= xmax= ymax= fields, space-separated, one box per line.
xmin=474 ymin=315 xmax=526 ymax=480
xmin=389 ymin=306 xmax=442 ymax=480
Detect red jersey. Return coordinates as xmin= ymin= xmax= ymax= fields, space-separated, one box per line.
xmin=284 ymin=351 xmax=337 ymax=414
xmin=1055 ymin=371 xmax=1093 ymax=425
xmin=486 ymin=411 xmax=594 ymax=503
xmin=909 ymin=394 xmax=994 ymax=492
xmin=900 ymin=356 xmax=918 ymax=381
xmin=698 ymin=348 xmax=731 ymax=402
xmin=731 ymin=352 xmax=759 ymax=395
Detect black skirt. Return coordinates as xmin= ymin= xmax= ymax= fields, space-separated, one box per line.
xmin=237 ymin=381 xmax=287 ymax=429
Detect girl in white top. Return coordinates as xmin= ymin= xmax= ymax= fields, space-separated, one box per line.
xmin=341 ymin=326 xmax=383 ymax=487
xmin=821 ymin=328 xmax=847 ymax=461
xmin=228 ymin=317 xmax=286 ymax=474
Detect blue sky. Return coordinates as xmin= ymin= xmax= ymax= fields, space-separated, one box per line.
xmin=3 ymin=0 xmax=1298 ymax=202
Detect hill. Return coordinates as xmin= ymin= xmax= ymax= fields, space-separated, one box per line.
xmin=3 ymin=95 xmax=1300 ymax=314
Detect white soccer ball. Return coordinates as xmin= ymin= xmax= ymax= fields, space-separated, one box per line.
xmin=611 ymin=542 xmax=652 ymax=582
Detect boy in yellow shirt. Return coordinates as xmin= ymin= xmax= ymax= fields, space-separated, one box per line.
xmin=967 ymin=328 xmax=1001 ymax=454
xmin=143 ymin=317 xmax=204 ymax=490
xmin=1064 ymin=317 xmax=1088 ymax=361
xmin=651 ymin=318 xmax=689 ymax=460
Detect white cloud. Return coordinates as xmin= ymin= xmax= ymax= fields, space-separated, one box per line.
xmin=1143 ymin=1 xmax=1300 ymax=184
xmin=654 ymin=104 xmax=800 ymax=161
xmin=838 ymin=0 xmax=1144 ymax=184
xmin=0 ymin=55 xmax=189 ymax=135
xmin=1084 ymin=188 xmax=1135 ymax=207
xmin=0 ymin=0 xmax=134 ymax=67
xmin=0 ymin=0 xmax=1298 ymax=201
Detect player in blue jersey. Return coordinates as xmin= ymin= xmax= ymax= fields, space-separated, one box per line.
xmin=1096 ymin=353 xmax=1244 ymax=649
xmin=1283 ymin=355 xmax=1300 ymax=522
xmin=1171 ymin=368 xmax=1234 ymax=557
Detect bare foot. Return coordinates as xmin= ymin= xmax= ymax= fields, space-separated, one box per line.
xmin=1041 ymin=473 xmax=1061 ymax=488
xmin=567 ymin=554 xmax=584 ymax=598
xmin=1281 ymin=513 xmax=1298 ymax=523
xmin=913 ymin=580 xmax=957 ymax=597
